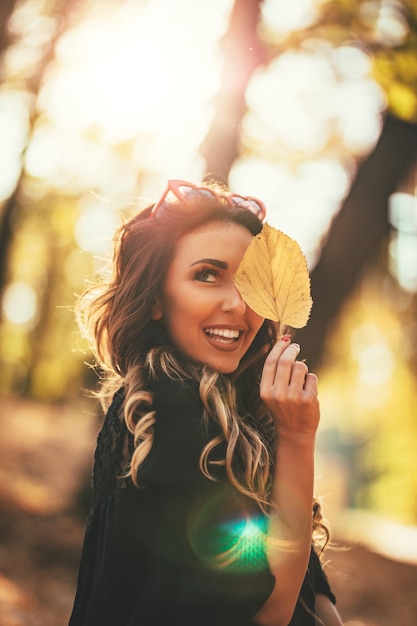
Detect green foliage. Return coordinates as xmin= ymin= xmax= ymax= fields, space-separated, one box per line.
xmin=0 ymin=190 xmax=94 ymax=400
xmin=319 ymin=269 xmax=417 ymax=524
xmin=264 ymin=0 xmax=417 ymax=122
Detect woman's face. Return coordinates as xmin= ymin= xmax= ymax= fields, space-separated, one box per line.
xmin=152 ymin=220 xmax=264 ymax=373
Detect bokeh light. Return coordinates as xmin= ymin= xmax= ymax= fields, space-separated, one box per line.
xmin=261 ymin=0 xmax=319 ymax=34
xmin=74 ymin=196 xmax=120 ymax=255
xmin=0 ymin=0 xmax=416 ymax=543
xmin=2 ymin=281 xmax=38 ymax=326
xmin=389 ymin=191 xmax=417 ymax=292
xmin=0 ymin=91 xmax=29 ymax=200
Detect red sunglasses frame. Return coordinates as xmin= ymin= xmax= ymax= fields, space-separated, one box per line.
xmin=151 ymin=179 xmax=266 ymax=221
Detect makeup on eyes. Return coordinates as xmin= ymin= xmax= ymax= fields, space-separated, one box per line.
xmin=190 ymin=259 xmax=229 ymax=284
xmin=193 ymin=267 xmax=220 ymax=283
xmin=189 ymin=258 xmax=228 ymax=270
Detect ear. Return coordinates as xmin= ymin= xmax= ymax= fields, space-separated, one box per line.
xmin=151 ymin=298 xmax=163 ymax=321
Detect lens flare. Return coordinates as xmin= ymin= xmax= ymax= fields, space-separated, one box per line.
xmin=187 ymin=489 xmax=269 ymax=575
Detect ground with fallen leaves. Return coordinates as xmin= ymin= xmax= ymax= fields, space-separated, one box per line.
xmin=1 ymin=395 xmax=416 ymax=626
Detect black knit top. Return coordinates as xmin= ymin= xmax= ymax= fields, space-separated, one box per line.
xmin=69 ymin=375 xmax=336 ymax=626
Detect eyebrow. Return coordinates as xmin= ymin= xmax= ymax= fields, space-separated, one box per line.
xmin=189 ymin=258 xmax=228 ymax=270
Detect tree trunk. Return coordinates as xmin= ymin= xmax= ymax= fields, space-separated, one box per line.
xmin=0 ymin=0 xmax=18 ymax=58
xmin=200 ymin=0 xmax=266 ymax=184
xmin=0 ymin=0 xmax=82 ymax=312
xmin=297 ymin=114 xmax=417 ymax=369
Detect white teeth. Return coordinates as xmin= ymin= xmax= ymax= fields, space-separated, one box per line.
xmin=205 ymin=328 xmax=240 ymax=339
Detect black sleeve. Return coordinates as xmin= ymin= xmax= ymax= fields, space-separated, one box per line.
xmin=310 ymin=547 xmax=337 ymax=604
xmin=121 ymin=375 xmax=276 ymax=626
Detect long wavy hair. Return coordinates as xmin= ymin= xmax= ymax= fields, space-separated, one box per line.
xmin=78 ymin=185 xmax=328 ymax=545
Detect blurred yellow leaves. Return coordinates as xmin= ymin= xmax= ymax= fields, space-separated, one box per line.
xmin=373 ymin=51 xmax=417 ymax=122
xmin=387 ymin=82 xmax=417 ymax=122
xmin=234 ymin=223 xmax=312 ymax=327
xmin=318 ymin=277 xmax=417 ymax=525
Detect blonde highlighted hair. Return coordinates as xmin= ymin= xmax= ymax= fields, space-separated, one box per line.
xmin=118 ymin=345 xmax=274 ymax=511
xmin=78 ymin=188 xmax=328 ymax=547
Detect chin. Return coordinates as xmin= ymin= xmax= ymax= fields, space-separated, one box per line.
xmin=208 ymin=360 xmax=239 ymax=374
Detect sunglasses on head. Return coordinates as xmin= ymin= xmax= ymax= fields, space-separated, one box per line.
xmin=151 ymin=180 xmax=266 ymax=221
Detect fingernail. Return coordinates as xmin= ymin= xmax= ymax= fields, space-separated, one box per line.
xmin=292 ymin=343 xmax=300 ymax=351
xmin=281 ymin=334 xmax=291 ymax=342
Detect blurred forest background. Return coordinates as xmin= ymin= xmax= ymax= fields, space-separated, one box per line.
xmin=1 ymin=0 xmax=417 ymax=624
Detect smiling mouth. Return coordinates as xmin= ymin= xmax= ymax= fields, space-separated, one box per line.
xmin=204 ymin=328 xmax=242 ymax=343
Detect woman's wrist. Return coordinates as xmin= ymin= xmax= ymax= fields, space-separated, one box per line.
xmin=277 ymin=428 xmax=317 ymax=446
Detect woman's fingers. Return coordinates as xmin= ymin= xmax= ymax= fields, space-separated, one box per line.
xmin=262 ymin=337 xmax=300 ymax=389
xmin=303 ymin=371 xmax=318 ymax=395
xmin=289 ymin=360 xmax=309 ymax=388
xmin=260 ymin=338 xmax=320 ymax=435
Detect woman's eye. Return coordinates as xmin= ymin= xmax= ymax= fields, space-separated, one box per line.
xmin=194 ymin=268 xmax=219 ymax=283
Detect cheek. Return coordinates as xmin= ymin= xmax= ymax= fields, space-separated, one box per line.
xmin=163 ymin=283 xmax=213 ymax=321
xmin=248 ymin=309 xmax=265 ymax=334
xmin=161 ymin=291 xmax=203 ymax=333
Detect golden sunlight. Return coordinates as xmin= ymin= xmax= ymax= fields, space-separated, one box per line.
xmin=230 ymin=154 xmax=351 ymax=266
xmin=3 ymin=0 xmax=389 ymax=263
xmin=37 ymin=0 xmax=230 ymax=164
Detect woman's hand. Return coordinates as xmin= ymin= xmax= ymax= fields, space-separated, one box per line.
xmin=255 ymin=336 xmax=321 ymax=626
xmin=260 ymin=336 xmax=320 ymax=439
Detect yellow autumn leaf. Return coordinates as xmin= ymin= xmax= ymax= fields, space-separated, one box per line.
xmin=234 ymin=223 xmax=312 ymax=327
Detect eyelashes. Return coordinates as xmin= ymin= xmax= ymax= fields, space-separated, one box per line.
xmin=193 ymin=266 xmax=220 ymax=283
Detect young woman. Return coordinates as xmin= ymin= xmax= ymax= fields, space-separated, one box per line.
xmin=69 ymin=181 xmax=343 ymax=626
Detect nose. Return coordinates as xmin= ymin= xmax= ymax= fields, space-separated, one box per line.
xmin=221 ymin=284 xmax=247 ymax=315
